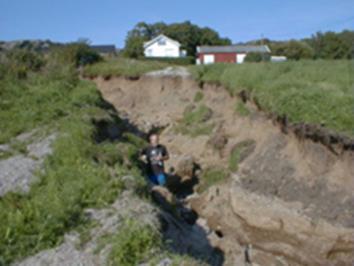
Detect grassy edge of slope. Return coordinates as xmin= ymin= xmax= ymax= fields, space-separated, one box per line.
xmin=82 ymin=57 xmax=170 ymax=79
xmin=189 ymin=60 xmax=354 ymax=137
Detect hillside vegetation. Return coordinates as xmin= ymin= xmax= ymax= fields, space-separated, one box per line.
xmin=0 ymin=47 xmax=179 ymax=265
xmin=191 ymin=60 xmax=354 ymax=136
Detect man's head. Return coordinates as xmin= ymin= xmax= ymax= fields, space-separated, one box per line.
xmin=149 ymin=133 xmax=159 ymax=146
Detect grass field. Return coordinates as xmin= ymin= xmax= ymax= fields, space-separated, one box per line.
xmin=190 ymin=60 xmax=354 ymax=136
xmin=83 ymin=57 xmax=169 ymax=79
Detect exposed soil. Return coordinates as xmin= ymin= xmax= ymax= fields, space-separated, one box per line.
xmin=93 ymin=68 xmax=354 ymax=266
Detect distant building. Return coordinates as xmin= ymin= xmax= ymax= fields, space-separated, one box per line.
xmin=144 ymin=34 xmax=186 ymax=58
xmin=196 ymin=45 xmax=271 ymax=64
xmin=271 ymin=55 xmax=287 ymax=62
xmin=90 ymin=45 xmax=116 ymax=56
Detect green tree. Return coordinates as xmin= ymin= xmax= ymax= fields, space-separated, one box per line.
xmin=244 ymin=52 xmax=270 ymax=62
xmin=310 ymin=31 xmax=353 ymax=59
xmin=270 ymin=40 xmax=314 ymax=60
xmin=248 ymin=29 xmax=354 ymax=60
xmin=49 ymin=42 xmax=102 ymax=67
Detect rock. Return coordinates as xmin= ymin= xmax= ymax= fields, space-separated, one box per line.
xmin=151 ymin=185 xmax=176 ymax=211
xmin=14 ymin=232 xmax=96 ymax=266
xmin=121 ymin=175 xmax=139 ymax=190
xmin=145 ymin=67 xmax=191 ymax=78
xmin=15 ymin=129 xmax=37 ymax=142
xmin=0 ymin=133 xmax=57 ymax=196
xmin=28 ymin=134 xmax=57 ymax=159
xmin=157 ymin=258 xmax=172 ymax=266
xmin=190 ymin=181 xmax=354 ymax=266
xmin=175 ymin=155 xmax=196 ymax=181
xmin=207 ymin=129 xmax=228 ymax=153
xmin=183 ymin=104 xmax=196 ymax=115
xmin=0 ymin=144 xmax=10 ymax=153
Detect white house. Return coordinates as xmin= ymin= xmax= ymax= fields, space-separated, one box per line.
xmin=144 ymin=34 xmax=186 ymax=58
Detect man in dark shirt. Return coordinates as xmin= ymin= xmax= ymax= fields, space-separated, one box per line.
xmin=140 ymin=133 xmax=169 ymax=186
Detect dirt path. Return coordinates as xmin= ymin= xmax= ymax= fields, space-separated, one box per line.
xmin=94 ymin=68 xmax=354 ymax=265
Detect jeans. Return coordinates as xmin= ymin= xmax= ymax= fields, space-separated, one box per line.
xmin=148 ymin=173 xmax=166 ymax=186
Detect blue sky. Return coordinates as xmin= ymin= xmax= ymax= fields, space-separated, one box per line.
xmin=1 ymin=0 xmax=353 ymax=47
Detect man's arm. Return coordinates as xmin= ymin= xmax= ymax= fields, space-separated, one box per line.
xmin=140 ymin=148 xmax=147 ymax=162
xmin=160 ymin=146 xmax=169 ymax=161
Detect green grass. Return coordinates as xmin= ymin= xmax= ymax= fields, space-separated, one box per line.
xmin=229 ymin=148 xmax=241 ymax=172
xmin=99 ymin=218 xmax=205 ymax=266
xmin=235 ymin=100 xmax=250 ymax=116
xmin=229 ymin=140 xmax=256 ymax=172
xmin=193 ymin=91 xmax=204 ymax=102
xmin=0 ymin=67 xmax=147 ymax=264
xmin=190 ymin=60 xmax=354 ymax=136
xmin=0 ymin=141 xmax=28 ymax=160
xmin=197 ymin=167 xmax=229 ymax=193
xmin=108 ymin=219 xmax=161 ymax=266
xmin=175 ymin=104 xmax=214 ymax=137
xmin=83 ymin=57 xmax=169 ymax=79
xmin=0 ymin=65 xmax=81 ymax=144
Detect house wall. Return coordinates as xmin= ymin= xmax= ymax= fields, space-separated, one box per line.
xmin=215 ymin=53 xmax=236 ymax=63
xmin=144 ymin=38 xmax=180 ymax=58
xmin=199 ymin=53 xmax=237 ymax=64
xmin=236 ymin=53 xmax=247 ymax=64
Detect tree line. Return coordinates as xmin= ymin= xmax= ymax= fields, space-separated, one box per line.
xmin=124 ymin=21 xmax=353 ymax=60
xmin=123 ymin=21 xmax=231 ymax=58
xmin=247 ymin=30 xmax=354 ymax=60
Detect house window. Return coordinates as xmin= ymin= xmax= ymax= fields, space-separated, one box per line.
xmin=158 ymin=39 xmax=166 ymax=46
xmin=204 ymin=54 xmax=215 ymax=64
xmin=147 ymin=49 xmax=153 ymax=56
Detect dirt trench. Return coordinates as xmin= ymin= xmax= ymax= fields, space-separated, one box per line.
xmin=92 ymin=68 xmax=354 ymax=266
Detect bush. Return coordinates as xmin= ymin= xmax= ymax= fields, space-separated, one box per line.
xmin=244 ymin=52 xmax=270 ymax=62
xmin=108 ymin=220 xmax=160 ymax=266
xmin=1 ymin=49 xmax=45 ymax=78
xmin=175 ymin=104 xmax=214 ymax=137
xmin=270 ymin=41 xmax=314 ymax=60
xmin=182 ymin=104 xmax=213 ymax=124
xmin=193 ymin=91 xmax=204 ymax=102
xmin=142 ymin=56 xmax=195 ymax=65
xmin=0 ymin=63 xmax=8 ymax=79
xmin=6 ymin=49 xmax=45 ymax=71
xmin=49 ymin=43 xmax=102 ymax=67
xmin=197 ymin=167 xmax=229 ymax=193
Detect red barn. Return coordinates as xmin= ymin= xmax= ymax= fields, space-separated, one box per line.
xmin=196 ymin=45 xmax=271 ymax=64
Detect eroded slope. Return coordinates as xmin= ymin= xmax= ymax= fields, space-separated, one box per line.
xmin=94 ymin=68 xmax=354 ymax=265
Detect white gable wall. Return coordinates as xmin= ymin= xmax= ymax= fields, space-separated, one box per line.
xmin=236 ymin=53 xmax=247 ymax=64
xmin=144 ymin=37 xmax=180 ymax=58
